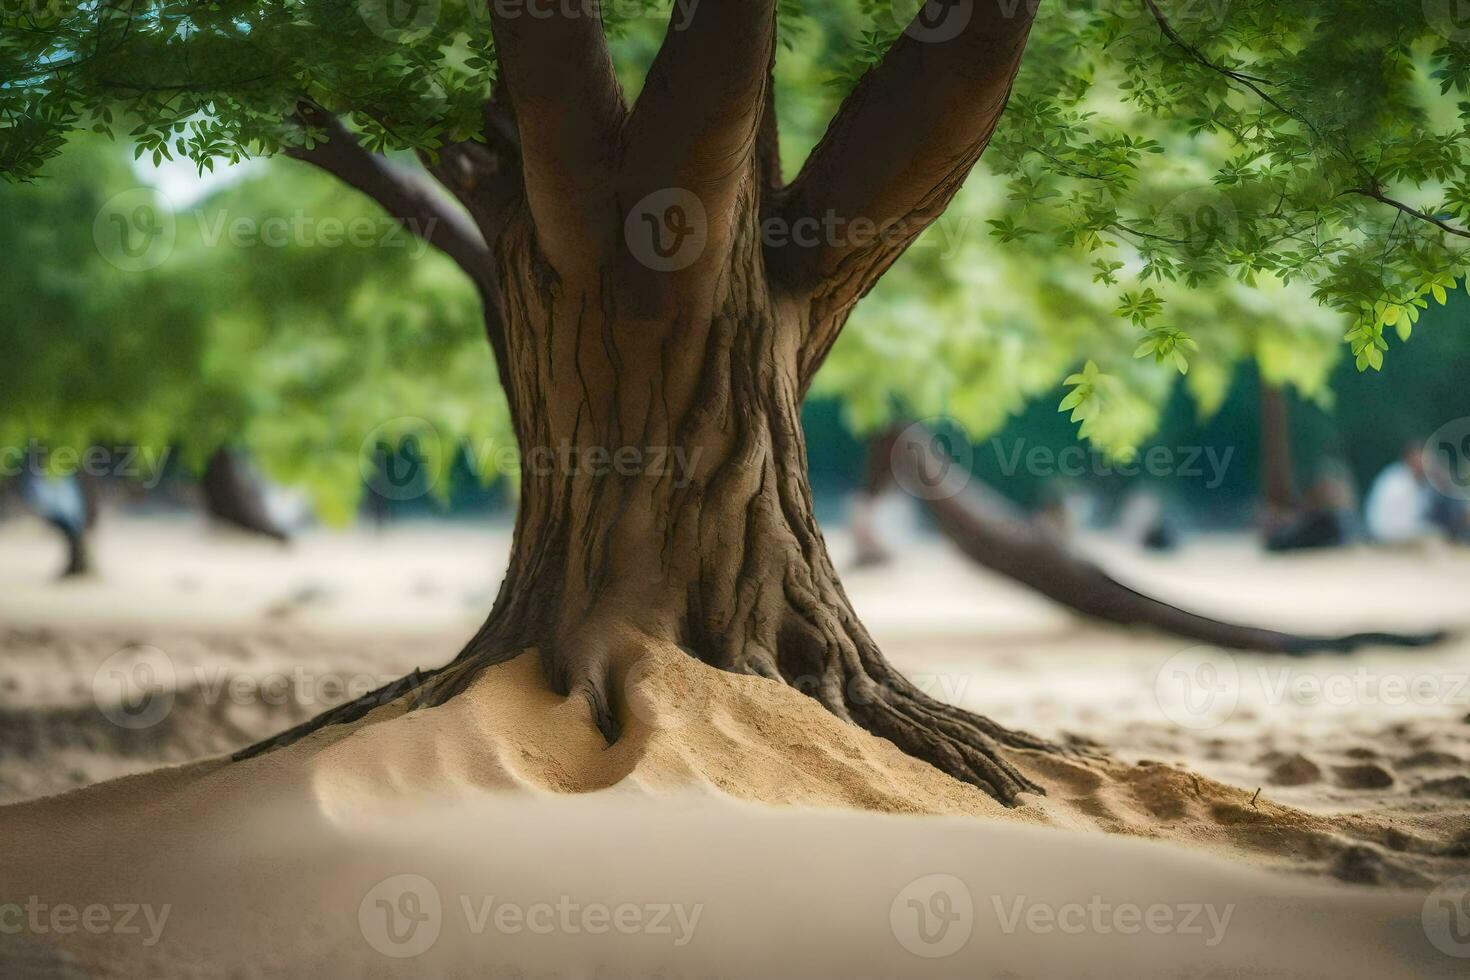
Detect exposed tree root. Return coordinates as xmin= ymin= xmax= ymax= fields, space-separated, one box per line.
xmin=234 ymin=622 xmax=1058 ymax=806
xmin=882 ymin=425 xmax=1453 ymax=656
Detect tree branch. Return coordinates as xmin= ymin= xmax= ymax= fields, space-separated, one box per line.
xmin=778 ymin=0 xmax=1038 ymax=386
xmin=403 ymin=88 xmax=524 ymax=249
xmin=1141 ymin=0 xmax=1470 ymax=242
xmin=285 ymin=107 xmax=493 ymax=290
xmin=488 ymin=0 xmax=626 ymax=270
xmin=1340 ymin=188 xmax=1470 ymax=241
xmin=625 ymin=0 xmax=777 ymax=203
xmin=285 ymin=106 xmax=512 ymax=367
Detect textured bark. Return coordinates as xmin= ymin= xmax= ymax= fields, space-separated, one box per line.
xmin=237 ymin=0 xmax=1054 ymax=804
xmin=201 ymin=448 xmax=290 ymax=543
xmin=876 ymin=426 xmax=1448 ymax=655
xmin=239 ymin=204 xmax=1052 ymax=804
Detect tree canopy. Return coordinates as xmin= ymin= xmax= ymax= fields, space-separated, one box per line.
xmin=3 ymin=0 xmax=1467 ymax=496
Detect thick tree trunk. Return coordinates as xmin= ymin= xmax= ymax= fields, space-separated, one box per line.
xmin=240 ymin=0 xmax=1049 ymax=802
xmin=874 ymin=426 xmax=1447 ymax=655
xmin=200 ymin=448 xmax=290 ymax=543
xmin=238 ymin=223 xmax=1054 ymax=804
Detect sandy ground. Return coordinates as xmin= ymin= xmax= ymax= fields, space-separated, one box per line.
xmin=1 ymin=513 xmax=1468 ymax=977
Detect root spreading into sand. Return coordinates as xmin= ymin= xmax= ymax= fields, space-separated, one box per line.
xmin=1 ymin=519 xmax=1467 ymax=977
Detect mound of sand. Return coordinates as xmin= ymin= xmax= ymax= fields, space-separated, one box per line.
xmin=3 ymin=643 xmax=1468 ymax=978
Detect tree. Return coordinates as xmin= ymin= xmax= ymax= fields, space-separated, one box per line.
xmin=8 ymin=0 xmax=1470 ymax=803
xmin=868 ymin=424 xmax=1447 ymax=654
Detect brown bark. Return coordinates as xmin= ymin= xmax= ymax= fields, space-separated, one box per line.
xmin=237 ymin=1 xmax=1055 ymax=804
xmin=877 ymin=426 xmax=1448 ymax=655
xmin=200 ymin=448 xmax=290 ymax=543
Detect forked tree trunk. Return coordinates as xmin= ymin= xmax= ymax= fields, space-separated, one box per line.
xmin=238 ymin=219 xmax=1053 ymax=804
xmin=201 ymin=448 xmax=290 ymax=543
xmin=241 ymin=0 xmax=1054 ymax=802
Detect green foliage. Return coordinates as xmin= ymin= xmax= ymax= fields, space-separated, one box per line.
xmin=0 ymin=138 xmax=503 ymax=519
xmin=4 ymin=0 xmax=1469 ymax=477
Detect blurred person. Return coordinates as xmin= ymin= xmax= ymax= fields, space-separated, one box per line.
xmin=18 ymin=463 xmax=93 ymax=577
xmin=1117 ymin=488 xmax=1179 ymax=552
xmin=1364 ymin=442 xmax=1464 ymax=544
xmin=1265 ymin=461 xmax=1358 ymax=552
xmin=1422 ymin=449 xmax=1470 ymax=543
